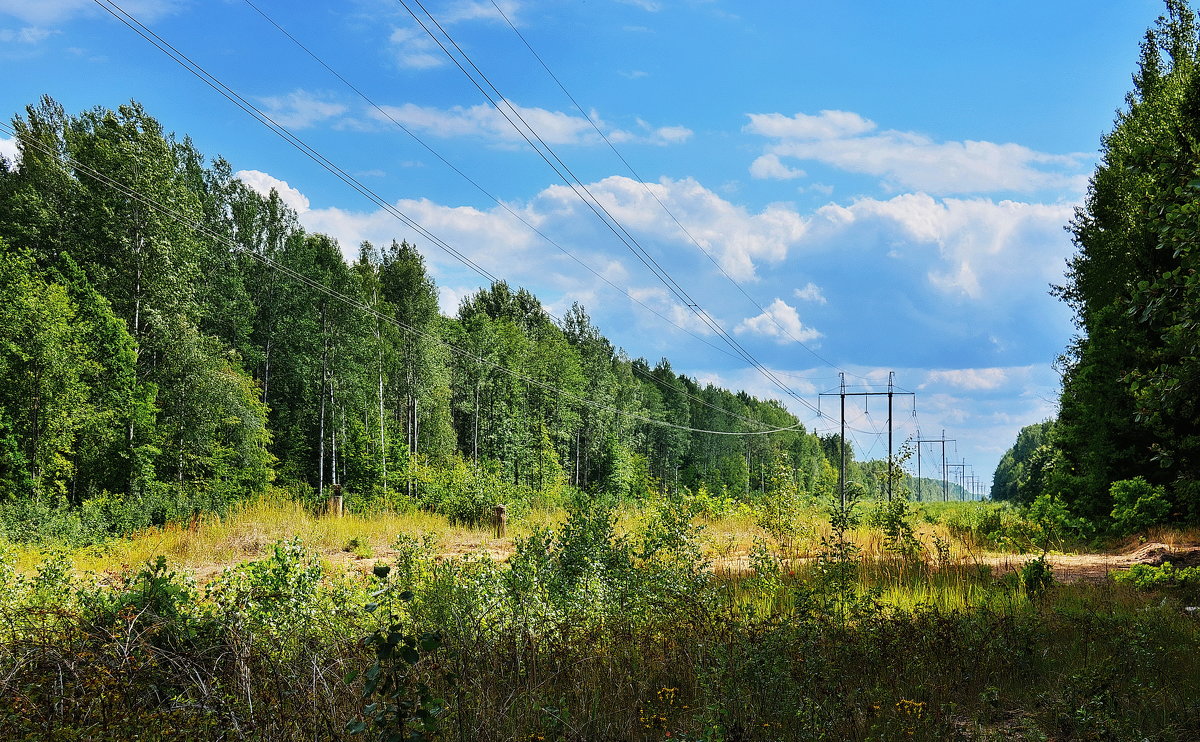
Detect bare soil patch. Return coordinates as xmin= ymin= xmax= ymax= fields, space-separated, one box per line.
xmin=975 ymin=542 xmax=1200 ymax=583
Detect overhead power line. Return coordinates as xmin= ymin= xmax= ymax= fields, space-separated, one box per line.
xmin=393 ymin=0 xmax=826 ymax=420
xmin=87 ymin=0 xmax=816 ymax=439
xmin=237 ymin=0 xmax=742 ymax=364
xmin=485 ymin=0 xmax=863 ymax=378
xmin=90 ymin=0 xmax=499 ymax=285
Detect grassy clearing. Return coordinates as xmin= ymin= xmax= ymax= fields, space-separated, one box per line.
xmin=2 ymin=494 xmax=1199 ymax=741
xmin=5 ymin=495 xmax=1040 ymax=587
xmin=5 ymin=495 xmax=1199 ymax=740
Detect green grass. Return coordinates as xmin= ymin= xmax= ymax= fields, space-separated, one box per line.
xmin=3 ymin=496 xmax=1198 ymax=741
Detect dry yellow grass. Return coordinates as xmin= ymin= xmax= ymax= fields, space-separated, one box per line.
xmin=7 ymin=496 xmax=1091 ymax=583
xmin=12 ymin=494 xmax=560 ymax=581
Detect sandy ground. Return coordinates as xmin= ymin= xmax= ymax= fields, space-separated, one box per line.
xmin=974 ymin=541 xmax=1200 ymax=583
xmin=194 ymin=539 xmax=1200 ymax=586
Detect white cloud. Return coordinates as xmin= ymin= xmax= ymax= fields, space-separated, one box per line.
xmin=745 ymin=110 xmax=876 ymax=141
xmin=618 ymin=0 xmax=662 ymax=10
xmin=749 ymin=154 xmax=805 ymax=180
xmin=0 ymin=0 xmax=180 ymax=24
xmin=734 ymin=298 xmax=821 ymax=344
xmin=373 ymin=100 xmax=690 ymax=147
xmin=236 ymin=166 xmax=1070 ymax=331
xmin=647 ymin=124 xmax=692 ymax=145
xmin=793 ymin=282 xmax=826 ymax=304
xmin=257 ymin=90 xmax=347 ymax=130
xmin=534 ymin=175 xmax=806 ymax=280
xmin=807 ymin=193 xmax=1074 ymax=300
xmin=0 ymin=26 xmax=53 ymax=43
xmin=0 ymin=136 xmax=18 ymax=164
xmin=234 ymin=170 xmax=311 ymax=214
xmin=627 ymin=286 xmax=717 ymax=337
xmin=437 ymin=285 xmax=472 ymax=317
xmin=745 ymin=109 xmax=1089 ymax=195
xmin=924 ymin=367 xmax=1013 ymax=391
xmin=389 ymin=26 xmax=446 ymax=69
xmin=440 ymin=0 xmax=520 ymax=23
xmin=377 ymin=100 xmax=593 ymax=144
xmin=387 ymin=2 xmax=520 ymax=69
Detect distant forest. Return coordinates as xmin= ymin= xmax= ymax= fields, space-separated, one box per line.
xmin=0 ymin=96 xmax=947 ymax=539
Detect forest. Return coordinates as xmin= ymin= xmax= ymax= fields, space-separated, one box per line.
xmin=7 ymin=4 xmax=1200 ymax=741
xmin=0 ymin=95 xmax=905 ymax=544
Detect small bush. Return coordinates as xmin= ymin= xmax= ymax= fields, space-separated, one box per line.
xmin=1110 ymin=477 xmax=1171 ymax=535
xmin=1114 ymin=561 xmax=1200 ymax=589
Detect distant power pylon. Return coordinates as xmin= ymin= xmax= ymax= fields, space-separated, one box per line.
xmin=913 ymin=430 xmax=954 ymax=502
xmin=820 ymin=372 xmax=914 ymax=506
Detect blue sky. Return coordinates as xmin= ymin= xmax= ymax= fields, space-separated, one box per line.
xmin=0 ymin=0 xmax=1169 ymax=489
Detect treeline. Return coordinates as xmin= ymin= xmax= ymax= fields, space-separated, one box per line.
xmin=0 ymin=97 xmax=888 ymax=538
xmin=993 ymin=1 xmax=1200 ymax=530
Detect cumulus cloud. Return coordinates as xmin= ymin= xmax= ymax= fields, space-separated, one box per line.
xmin=0 ymin=0 xmax=180 ymax=24
xmin=0 ymin=136 xmax=19 ymax=164
xmin=389 ymin=26 xmax=446 ymax=69
xmin=806 ymin=193 xmax=1073 ymax=300
xmin=387 ymin=1 xmax=520 ymax=69
xmin=440 ymin=0 xmax=520 ymax=23
xmin=372 ymin=100 xmax=690 ymax=147
xmin=749 ymin=153 xmax=805 ymax=180
xmin=734 ymin=298 xmax=821 ymax=344
xmin=745 ymin=110 xmax=877 ymax=141
xmin=257 ymin=90 xmax=347 ymax=130
xmin=290 ymin=170 xmax=1067 ymax=303
xmin=618 ymin=0 xmax=662 ymax=10
xmin=627 ymin=286 xmax=717 ymax=337
xmin=744 ymin=109 xmax=1089 ymax=195
xmin=793 ymin=282 xmax=826 ymax=304
xmin=234 ymin=170 xmax=311 ymax=214
xmin=534 ymin=175 xmax=806 ymax=280
xmin=233 ymin=164 xmax=1071 ymax=335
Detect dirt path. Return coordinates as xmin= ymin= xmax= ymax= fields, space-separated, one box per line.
xmin=188 ymin=540 xmax=1200 ymax=586
xmin=974 ymin=541 xmax=1200 ymax=583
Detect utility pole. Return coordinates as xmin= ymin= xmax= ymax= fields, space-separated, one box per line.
xmin=946 ymin=461 xmax=967 ymax=501
xmin=913 ymin=430 xmax=954 ymax=502
xmin=820 ymin=373 xmax=914 ymax=503
xmin=840 ymin=373 xmax=846 ymax=508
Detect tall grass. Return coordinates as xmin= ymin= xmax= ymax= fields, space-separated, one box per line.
xmin=3 ymin=494 xmax=1200 ymax=740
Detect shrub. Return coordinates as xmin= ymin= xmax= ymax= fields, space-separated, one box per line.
xmin=1114 ymin=561 xmax=1200 ymax=589
xmin=1109 ymin=477 xmax=1170 ymax=535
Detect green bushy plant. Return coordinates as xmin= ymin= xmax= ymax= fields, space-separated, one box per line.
xmin=867 ymin=496 xmax=922 ymax=560
xmin=1019 ymin=555 xmax=1054 ymax=597
xmin=1114 ymin=561 xmax=1200 ymax=589
xmin=1109 ymin=477 xmax=1171 ymax=535
xmin=347 ymin=591 xmax=451 ymax=742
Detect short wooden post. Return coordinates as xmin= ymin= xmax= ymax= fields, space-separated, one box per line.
xmin=494 ymin=503 xmax=507 ymax=538
xmin=328 ymin=483 xmax=344 ymax=518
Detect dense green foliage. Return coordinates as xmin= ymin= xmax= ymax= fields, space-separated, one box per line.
xmin=990 ymin=421 xmax=1053 ymax=505
xmin=996 ymin=1 xmax=1200 ymax=529
xmin=0 ymin=96 xmax=916 ymax=540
